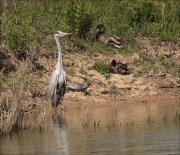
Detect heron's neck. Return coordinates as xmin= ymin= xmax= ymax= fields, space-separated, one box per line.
xmin=55 ymin=36 xmax=63 ymax=69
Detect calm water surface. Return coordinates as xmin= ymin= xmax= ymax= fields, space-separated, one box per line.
xmin=1 ymin=99 xmax=180 ymax=154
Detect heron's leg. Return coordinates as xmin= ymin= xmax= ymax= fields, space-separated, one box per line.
xmin=52 ymin=90 xmax=58 ymax=107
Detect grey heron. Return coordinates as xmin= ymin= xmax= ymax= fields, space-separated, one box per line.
xmin=49 ymin=31 xmax=71 ymax=107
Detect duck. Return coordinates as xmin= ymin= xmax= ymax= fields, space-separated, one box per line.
xmin=96 ymin=24 xmax=122 ymax=48
xmin=109 ymin=59 xmax=131 ymax=75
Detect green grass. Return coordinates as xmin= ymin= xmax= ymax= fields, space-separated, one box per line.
xmin=0 ymin=75 xmax=9 ymax=91
xmin=159 ymin=55 xmax=176 ymax=69
xmin=70 ymin=38 xmax=87 ymax=53
xmin=91 ymin=61 xmax=111 ymax=79
xmin=79 ymin=67 xmax=87 ymax=75
xmin=1 ymin=0 xmax=179 ymax=80
xmin=1 ymin=0 xmax=179 ymax=57
xmin=67 ymin=68 xmax=76 ymax=76
xmin=0 ymin=0 xmax=179 ymax=86
xmin=158 ymin=55 xmax=180 ymax=75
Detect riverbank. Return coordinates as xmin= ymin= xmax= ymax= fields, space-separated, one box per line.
xmin=1 ymin=36 xmax=180 ymax=107
xmin=0 ymin=36 xmax=180 ymax=135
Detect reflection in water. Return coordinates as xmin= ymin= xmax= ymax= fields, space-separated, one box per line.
xmin=52 ymin=113 xmax=69 ymax=155
xmin=0 ymin=112 xmax=69 ymax=155
xmin=0 ymin=99 xmax=179 ymax=154
xmin=65 ymin=100 xmax=180 ymax=154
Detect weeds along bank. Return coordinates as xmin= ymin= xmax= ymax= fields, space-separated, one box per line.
xmin=0 ymin=0 xmax=180 ymax=135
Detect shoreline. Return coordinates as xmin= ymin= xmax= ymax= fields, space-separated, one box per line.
xmin=62 ymin=92 xmax=180 ymax=111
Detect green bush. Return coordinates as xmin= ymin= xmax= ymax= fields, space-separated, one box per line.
xmin=1 ymin=0 xmax=179 ymax=59
xmin=65 ymin=0 xmax=95 ymax=39
xmin=5 ymin=23 xmax=30 ymax=59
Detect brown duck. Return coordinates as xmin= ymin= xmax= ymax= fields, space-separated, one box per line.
xmin=109 ymin=59 xmax=131 ymax=75
xmin=96 ymin=24 xmax=122 ymax=48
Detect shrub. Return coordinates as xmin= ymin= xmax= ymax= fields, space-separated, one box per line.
xmin=64 ymin=0 xmax=95 ymax=39
xmin=5 ymin=24 xmax=30 ymax=59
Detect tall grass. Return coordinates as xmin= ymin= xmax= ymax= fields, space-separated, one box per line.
xmin=91 ymin=0 xmax=179 ymax=39
xmin=0 ymin=79 xmax=49 ymax=136
xmin=1 ymin=0 xmax=179 ymax=57
xmin=65 ymin=0 xmax=95 ymax=38
xmin=0 ymin=92 xmax=48 ymax=135
xmin=0 ymin=52 xmax=49 ymax=135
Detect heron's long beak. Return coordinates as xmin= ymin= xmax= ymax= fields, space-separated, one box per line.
xmin=62 ymin=32 xmax=72 ymax=36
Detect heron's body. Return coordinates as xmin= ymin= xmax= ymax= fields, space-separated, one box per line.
xmin=49 ymin=31 xmax=70 ymax=107
xmin=49 ymin=63 xmax=66 ymax=107
xmin=96 ymin=24 xmax=121 ymax=48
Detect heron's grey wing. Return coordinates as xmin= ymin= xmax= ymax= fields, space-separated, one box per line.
xmin=54 ymin=71 xmax=66 ymax=107
xmin=49 ymin=67 xmax=59 ymax=100
xmin=58 ymin=71 xmax=67 ymax=88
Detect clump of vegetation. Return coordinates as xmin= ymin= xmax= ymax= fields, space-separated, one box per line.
xmin=0 ymin=75 xmax=8 ymax=92
xmin=0 ymin=80 xmax=49 ymax=136
xmin=91 ymin=61 xmax=111 ymax=79
xmin=159 ymin=55 xmax=176 ymax=70
xmin=158 ymin=55 xmax=180 ymax=76
xmin=67 ymin=68 xmax=76 ymax=77
xmin=79 ymin=67 xmax=87 ymax=75
xmin=70 ymin=38 xmax=87 ymax=53
xmin=65 ymin=0 xmax=95 ymax=39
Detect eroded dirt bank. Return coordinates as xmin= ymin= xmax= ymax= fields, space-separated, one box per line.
xmin=47 ymin=36 xmax=180 ymax=110
xmin=1 ymin=36 xmax=180 ymax=111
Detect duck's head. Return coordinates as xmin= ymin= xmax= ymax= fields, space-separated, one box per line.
xmin=111 ymin=59 xmax=117 ymax=67
xmin=96 ymin=24 xmax=105 ymax=33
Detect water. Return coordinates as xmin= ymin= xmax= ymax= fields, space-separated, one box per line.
xmin=0 ymin=99 xmax=179 ymax=154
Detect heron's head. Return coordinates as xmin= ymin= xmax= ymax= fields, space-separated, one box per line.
xmin=55 ymin=31 xmax=71 ymax=37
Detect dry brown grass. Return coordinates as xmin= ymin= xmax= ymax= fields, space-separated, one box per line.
xmin=0 ymin=88 xmax=50 ymax=135
xmin=0 ymin=48 xmax=50 ymax=136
